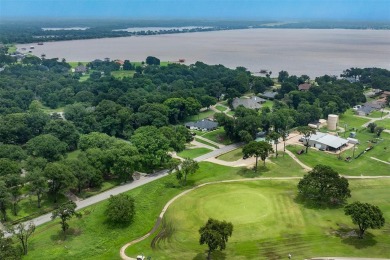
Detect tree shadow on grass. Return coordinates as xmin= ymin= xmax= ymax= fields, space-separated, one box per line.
xmin=192 ymin=250 xmax=226 ymax=260
xmin=237 ymin=166 xmax=270 ymax=178
xmin=50 ymin=227 xmax=82 ymax=242
xmin=293 ymin=195 xmax=346 ymax=210
xmin=341 ymin=230 xmax=377 ymax=248
xmin=103 ymin=219 xmax=133 ymax=230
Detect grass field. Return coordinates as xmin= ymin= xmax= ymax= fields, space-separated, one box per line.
xmin=177 ymin=148 xmax=212 ymax=159
xmin=217 ymin=148 xmax=243 ymax=161
xmin=126 ymin=179 xmax=390 ymax=259
xmin=185 ymin=110 xmax=215 ymax=122
xmin=7 ymin=44 xmax=17 ymax=53
xmin=215 ymin=105 xmax=227 ymax=112
xmin=194 ymin=137 xmax=219 ymax=149
xmin=286 ymin=129 xmax=390 ymax=176
xmin=375 ymin=118 xmax=390 ymax=129
xmin=111 ymin=70 xmax=135 ymax=79
xmin=68 ymin=61 xmax=88 ymax=68
xmin=202 ymin=128 xmax=232 ymax=145
xmin=339 ymin=110 xmax=371 ymax=130
xmin=366 ymin=110 xmax=389 ymax=118
xmin=22 ymin=160 xmax=307 ymax=260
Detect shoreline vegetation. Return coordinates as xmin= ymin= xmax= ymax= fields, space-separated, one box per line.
xmin=1 ymin=19 xmax=390 ymax=44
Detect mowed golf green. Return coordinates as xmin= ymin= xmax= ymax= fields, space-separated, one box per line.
xmin=126 ymin=180 xmax=390 ymax=259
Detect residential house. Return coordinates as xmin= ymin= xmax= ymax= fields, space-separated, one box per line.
xmin=184 ymin=119 xmax=218 ymax=132
xmin=232 ymin=96 xmax=266 ymax=110
xmin=298 ymin=83 xmax=312 ymax=91
xmin=260 ymin=91 xmax=277 ymax=100
xmin=75 ymin=65 xmax=88 ymax=73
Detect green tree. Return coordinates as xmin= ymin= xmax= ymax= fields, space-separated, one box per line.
xmin=278 ymin=70 xmax=289 ymax=83
xmin=176 ymin=158 xmax=199 ymax=185
xmin=242 ymin=141 xmax=274 ymax=171
xmin=7 ymin=174 xmax=22 ymax=216
xmin=0 ymin=230 xmax=21 ymax=260
xmin=12 ymin=222 xmax=35 ymax=255
xmin=106 ymin=194 xmax=135 ymax=224
xmin=109 ymin=142 xmax=140 ymax=183
xmin=199 ymin=218 xmax=234 ymax=260
xmin=44 ymin=120 xmax=80 ymax=151
xmin=44 ymin=162 xmax=75 ymax=203
xmin=122 ymin=60 xmax=133 ymax=70
xmin=267 ymin=131 xmax=281 ymax=158
xmin=344 ymin=201 xmax=385 ymax=238
xmin=26 ymin=170 xmax=48 ymax=208
xmin=130 ymin=126 xmax=170 ymax=172
xmin=298 ymin=165 xmax=351 ymax=205
xmin=375 ymin=126 xmax=384 ymax=137
xmin=367 ymin=122 xmax=377 ymax=133
xmin=297 ymin=126 xmax=316 ymax=154
xmin=0 ymin=181 xmax=11 ymax=221
xmin=26 ymin=134 xmax=67 ymax=161
xmin=0 ymin=144 xmax=27 ymax=161
xmin=63 ymin=158 xmax=95 ymax=194
xmin=146 ymin=56 xmax=160 ymax=65
xmin=78 ymin=132 xmax=115 ymax=151
xmin=51 ymin=200 xmax=80 ymax=234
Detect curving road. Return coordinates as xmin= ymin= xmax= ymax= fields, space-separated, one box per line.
xmin=120 ymin=175 xmax=390 ymax=260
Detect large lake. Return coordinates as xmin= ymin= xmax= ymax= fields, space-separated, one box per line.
xmin=18 ymin=29 xmax=390 ymax=77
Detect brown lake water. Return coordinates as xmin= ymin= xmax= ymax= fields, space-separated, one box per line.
xmin=18 ymin=29 xmax=390 ymax=77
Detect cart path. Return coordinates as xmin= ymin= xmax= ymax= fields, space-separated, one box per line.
xmin=120 ymin=175 xmax=390 ymax=260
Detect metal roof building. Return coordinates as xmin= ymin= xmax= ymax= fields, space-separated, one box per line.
xmin=308 ymin=132 xmax=349 ymax=151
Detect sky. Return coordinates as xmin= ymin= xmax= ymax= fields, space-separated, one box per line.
xmin=1 ymin=0 xmax=389 ymax=21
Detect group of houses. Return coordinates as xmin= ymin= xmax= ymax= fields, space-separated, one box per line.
xmin=353 ymin=92 xmax=389 ymax=116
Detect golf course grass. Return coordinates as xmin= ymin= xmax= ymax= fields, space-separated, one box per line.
xmin=126 ymin=179 xmax=390 ymax=259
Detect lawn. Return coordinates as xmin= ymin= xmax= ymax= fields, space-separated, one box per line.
xmin=339 ymin=110 xmax=371 ymax=130
xmin=217 ymin=148 xmax=243 ymax=161
xmin=184 ymin=109 xmax=215 ymax=122
xmin=68 ymin=61 xmax=88 ymax=68
xmin=375 ymin=118 xmax=390 ymax=129
xmin=286 ymin=130 xmax=390 ymax=176
xmin=111 ymin=70 xmax=135 ymax=79
xmin=261 ymin=100 xmax=274 ymax=109
xmin=23 ymin=162 xmax=251 ymax=260
xmin=7 ymin=44 xmax=17 ymax=53
xmin=177 ymin=148 xmax=212 ymax=159
xmin=194 ymin=137 xmax=219 ymax=149
xmin=366 ymin=110 xmax=388 ymax=118
xmin=215 ymin=105 xmax=227 ymax=112
xmin=22 ymin=160 xmax=307 ymax=260
xmin=202 ymin=128 xmax=232 ymax=145
xmin=126 ymin=179 xmax=390 ymax=260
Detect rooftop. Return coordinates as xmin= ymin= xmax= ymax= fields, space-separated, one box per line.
xmin=310 ymin=132 xmax=348 ymax=149
xmin=232 ymin=96 xmax=266 ymax=109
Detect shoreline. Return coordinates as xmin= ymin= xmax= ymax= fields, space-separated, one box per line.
xmin=16 ymin=28 xmax=390 ymax=77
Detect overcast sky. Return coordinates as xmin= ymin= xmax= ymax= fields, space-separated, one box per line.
xmin=1 ymin=0 xmax=389 ymax=21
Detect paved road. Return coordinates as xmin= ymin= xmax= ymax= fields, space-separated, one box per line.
xmin=194 ymin=142 xmax=243 ymax=162
xmin=3 ymin=142 xmax=245 ymax=231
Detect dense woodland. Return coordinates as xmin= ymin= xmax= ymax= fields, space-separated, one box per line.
xmin=0 ymin=43 xmax=389 ymax=223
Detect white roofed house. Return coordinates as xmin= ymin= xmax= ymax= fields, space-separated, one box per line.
xmin=307 ymin=132 xmax=349 ymax=151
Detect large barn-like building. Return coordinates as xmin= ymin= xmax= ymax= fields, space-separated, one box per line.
xmin=307 ymin=133 xmax=349 ymax=151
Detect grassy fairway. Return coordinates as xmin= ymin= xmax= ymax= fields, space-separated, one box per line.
xmin=22 ymin=161 xmax=305 ymax=260
xmin=177 ymin=148 xmax=212 ymax=159
xmin=126 ymin=179 xmax=390 ymax=260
